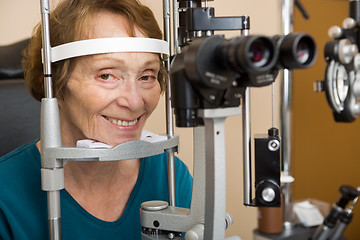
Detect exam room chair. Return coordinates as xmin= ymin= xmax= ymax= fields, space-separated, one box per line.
xmin=0 ymin=39 xmax=41 ymax=157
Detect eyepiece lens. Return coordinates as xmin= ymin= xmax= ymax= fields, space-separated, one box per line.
xmin=296 ymin=40 xmax=310 ymax=64
xmin=250 ymin=42 xmax=264 ymax=62
xmin=248 ymin=40 xmax=270 ymax=67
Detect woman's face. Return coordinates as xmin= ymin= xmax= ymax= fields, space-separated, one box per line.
xmin=59 ymin=11 xmax=161 ymax=146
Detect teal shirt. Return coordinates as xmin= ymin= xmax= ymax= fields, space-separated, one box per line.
xmin=0 ymin=140 xmax=192 ymax=239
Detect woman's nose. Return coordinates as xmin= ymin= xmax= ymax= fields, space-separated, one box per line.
xmin=115 ymin=80 xmax=144 ymax=110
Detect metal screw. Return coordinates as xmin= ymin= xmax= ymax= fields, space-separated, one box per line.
xmin=268 ymin=139 xmax=280 ymax=151
xmin=168 ymin=232 xmax=175 ymax=239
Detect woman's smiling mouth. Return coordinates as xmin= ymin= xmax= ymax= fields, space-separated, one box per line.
xmin=103 ymin=116 xmax=138 ymax=126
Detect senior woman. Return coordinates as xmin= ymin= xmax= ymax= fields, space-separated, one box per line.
xmin=0 ymin=0 xmax=192 ymax=239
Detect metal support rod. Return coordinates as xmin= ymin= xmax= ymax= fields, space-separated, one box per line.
xmin=281 ymin=69 xmax=293 ymax=175
xmin=40 ymin=0 xmax=53 ymax=99
xmin=166 ymin=153 xmax=176 ymax=207
xmin=242 ymin=87 xmax=252 ymax=206
xmin=48 ymin=191 xmax=62 ymax=240
xmin=41 ymin=98 xmax=63 ymax=240
xmin=281 ymin=0 xmax=295 ymax=228
xmin=191 ymin=126 xmax=206 ymax=217
xmin=163 ymin=0 xmax=176 ymax=207
xmin=172 ymin=0 xmax=179 ymax=55
xmin=40 ymin=1 xmax=64 ymax=239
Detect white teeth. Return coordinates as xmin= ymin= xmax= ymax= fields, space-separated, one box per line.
xmin=107 ymin=117 xmax=137 ymax=127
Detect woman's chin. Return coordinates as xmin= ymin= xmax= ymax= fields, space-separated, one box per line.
xmin=105 ymin=135 xmax=142 ymax=147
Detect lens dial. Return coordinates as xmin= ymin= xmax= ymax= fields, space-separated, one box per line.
xmin=325 ymin=60 xmax=349 ymax=112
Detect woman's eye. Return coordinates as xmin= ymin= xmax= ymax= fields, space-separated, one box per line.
xmin=140 ymin=75 xmax=156 ymax=81
xmin=99 ymin=74 xmax=113 ymax=81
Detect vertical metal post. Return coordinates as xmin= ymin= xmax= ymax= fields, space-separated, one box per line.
xmin=163 ymin=0 xmax=176 ymax=207
xmin=200 ymin=108 xmax=240 ymax=239
xmin=240 ymin=23 xmax=252 ymax=207
xmin=48 ymin=191 xmax=62 ymax=240
xmin=40 ymin=0 xmax=53 ymax=99
xmin=203 ymin=115 xmax=226 ymax=239
xmin=172 ymin=0 xmax=179 ymax=55
xmin=41 ymin=96 xmax=63 ymax=240
xmin=40 ymin=1 xmax=63 ymax=239
xmin=242 ymin=87 xmax=252 ymax=206
xmin=281 ymin=0 xmax=295 ymax=229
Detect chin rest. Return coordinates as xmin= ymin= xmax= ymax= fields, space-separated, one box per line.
xmin=0 ymin=39 xmax=29 ymax=79
xmin=0 ymin=39 xmax=40 ymax=157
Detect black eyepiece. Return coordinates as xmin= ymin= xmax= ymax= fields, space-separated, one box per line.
xmin=220 ymin=35 xmax=277 ymax=73
xmin=275 ymin=33 xmax=317 ymax=69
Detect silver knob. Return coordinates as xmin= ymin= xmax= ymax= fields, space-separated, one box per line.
xmin=262 ymin=187 xmax=276 ymax=202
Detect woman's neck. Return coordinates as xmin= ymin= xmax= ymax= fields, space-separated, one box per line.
xmin=64 ymin=159 xmax=141 ymax=221
xmin=64 ymin=159 xmax=140 ymax=190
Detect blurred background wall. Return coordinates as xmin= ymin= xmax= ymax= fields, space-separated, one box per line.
xmin=1 ymin=0 xmax=358 ymax=239
xmin=293 ymin=0 xmax=360 ymax=239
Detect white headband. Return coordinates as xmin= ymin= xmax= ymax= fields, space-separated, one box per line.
xmin=48 ymin=37 xmax=169 ymax=63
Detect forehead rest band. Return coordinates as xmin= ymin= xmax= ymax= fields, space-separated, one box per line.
xmin=44 ymin=37 xmax=169 ymax=63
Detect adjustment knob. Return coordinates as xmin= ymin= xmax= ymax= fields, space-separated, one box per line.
xmin=262 ymin=187 xmax=276 ymax=203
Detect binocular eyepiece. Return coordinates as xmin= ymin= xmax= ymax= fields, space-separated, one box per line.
xmin=170 ymin=32 xmax=317 ymax=127
xmin=219 ymin=33 xmax=316 ymax=74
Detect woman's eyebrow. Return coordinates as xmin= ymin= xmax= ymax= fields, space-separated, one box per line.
xmin=142 ymin=59 xmax=161 ymax=69
xmin=87 ymin=54 xmax=126 ymax=66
